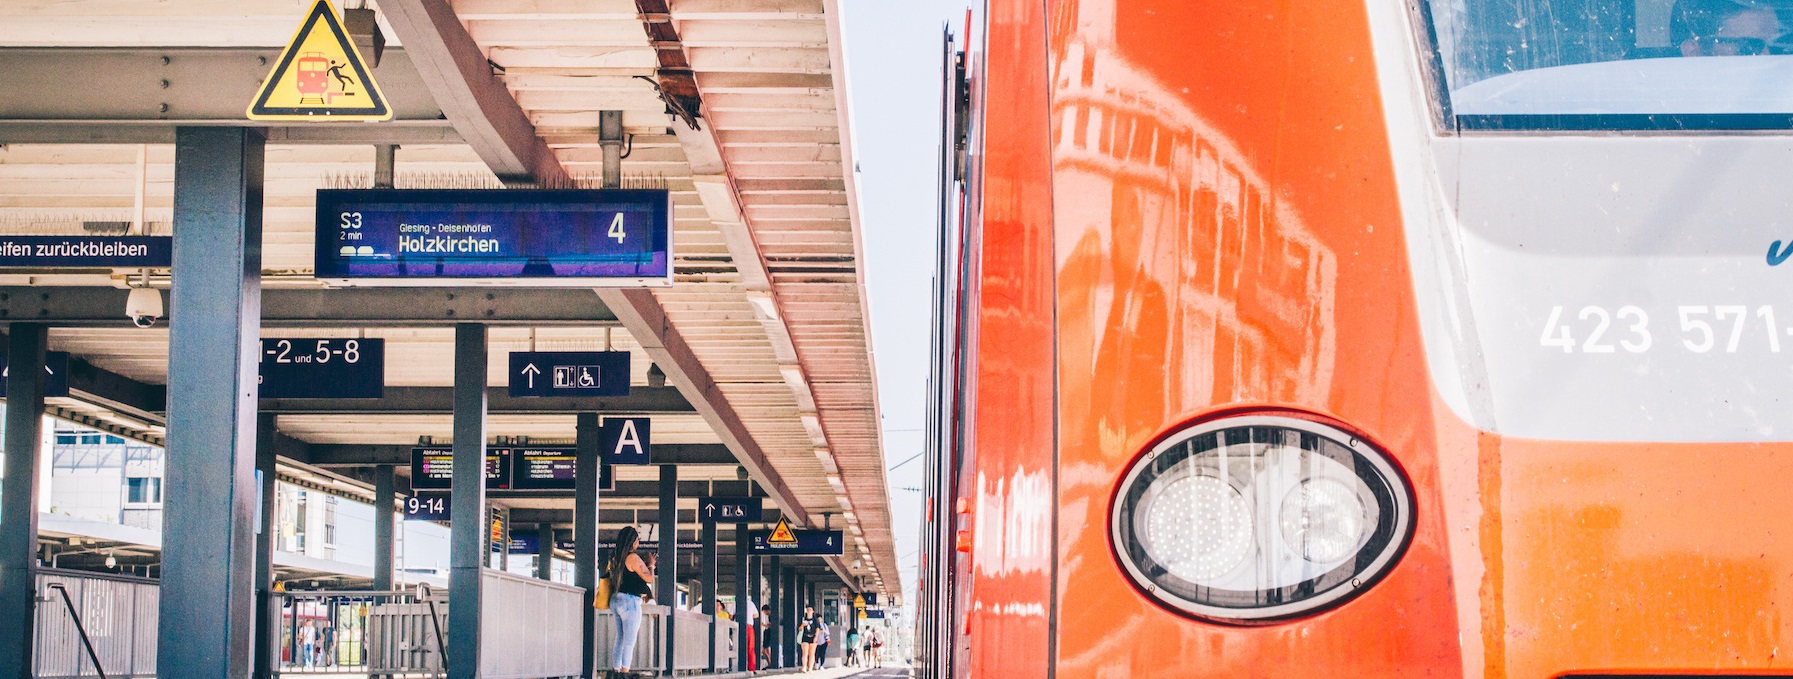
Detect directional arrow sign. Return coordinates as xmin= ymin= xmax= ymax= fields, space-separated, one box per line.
xmin=508 ymin=351 xmax=629 ymax=397
xmin=0 ymin=351 xmax=70 ymax=398
xmin=698 ymin=497 xmax=764 ymax=523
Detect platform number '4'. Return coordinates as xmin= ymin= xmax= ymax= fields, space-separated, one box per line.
xmin=608 ymin=214 xmax=626 ymax=244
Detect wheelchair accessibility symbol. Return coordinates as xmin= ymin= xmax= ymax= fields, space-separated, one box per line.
xmin=553 ymin=365 xmax=600 ymax=389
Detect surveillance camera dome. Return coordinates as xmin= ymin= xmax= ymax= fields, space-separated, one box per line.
xmin=126 ymin=287 xmax=163 ymax=328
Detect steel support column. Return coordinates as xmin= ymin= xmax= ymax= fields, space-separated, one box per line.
xmin=767 ymin=555 xmax=780 ymax=667
xmin=735 ymin=522 xmax=749 ymax=672
xmin=374 ymin=465 xmax=396 ymax=590
xmin=657 ymin=463 xmax=678 ymax=675
xmin=254 ymin=413 xmax=279 ymax=679
xmin=535 ymin=523 xmax=554 ymax=580
xmin=748 ymin=552 xmax=762 ymax=668
xmin=574 ymin=412 xmax=601 ymax=678
xmin=701 ymin=520 xmax=718 ymax=671
xmin=600 ymin=110 xmax=624 ymax=188
xmin=784 ymin=567 xmax=798 ymax=669
xmin=0 ymin=323 xmax=47 ymax=677
xmin=158 ymin=127 xmax=265 ymax=679
xmin=448 ymin=323 xmax=488 ymax=679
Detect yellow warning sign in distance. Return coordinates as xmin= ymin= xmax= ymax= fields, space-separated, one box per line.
xmin=247 ymin=0 xmax=390 ymax=121
xmin=767 ymin=518 xmax=798 ymax=545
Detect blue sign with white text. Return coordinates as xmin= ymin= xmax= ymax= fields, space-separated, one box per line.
xmin=601 ymin=417 xmax=652 ymax=465
xmin=509 ymin=351 xmax=630 ymax=398
xmin=258 ymin=338 xmax=384 ymax=399
xmin=314 ymin=189 xmax=671 ymax=285
xmin=404 ymin=492 xmax=450 ymax=522
xmin=0 ymin=236 xmax=172 ymax=268
xmin=0 ymin=351 xmax=70 ymax=398
xmin=750 ymin=529 xmax=845 ymax=555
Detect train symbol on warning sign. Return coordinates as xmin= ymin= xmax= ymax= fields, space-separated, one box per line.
xmin=294 ymin=52 xmax=357 ymax=105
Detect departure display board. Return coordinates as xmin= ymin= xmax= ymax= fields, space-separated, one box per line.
xmin=410 ymin=447 xmax=512 ymax=490
xmin=314 ymin=188 xmax=672 ymax=287
xmin=511 ymin=447 xmax=577 ymax=490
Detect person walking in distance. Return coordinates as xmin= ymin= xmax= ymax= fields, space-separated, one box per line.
xmin=814 ymin=615 xmax=831 ymax=670
xmin=608 ymin=526 xmax=655 ymax=678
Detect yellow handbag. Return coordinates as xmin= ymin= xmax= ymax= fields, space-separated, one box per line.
xmin=594 ymin=575 xmax=614 ymax=610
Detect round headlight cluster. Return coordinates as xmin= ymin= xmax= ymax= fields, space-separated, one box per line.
xmin=1111 ymin=415 xmax=1413 ymax=622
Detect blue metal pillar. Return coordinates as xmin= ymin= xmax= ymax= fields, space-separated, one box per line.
xmin=701 ymin=520 xmax=718 ymax=671
xmin=254 ymin=413 xmax=279 ymax=679
xmin=574 ymin=412 xmax=600 ymax=677
xmin=766 ymin=555 xmax=781 ymax=667
xmin=657 ymin=463 xmax=678 ymax=675
xmin=535 ymin=523 xmax=554 ymax=581
xmin=158 ymin=127 xmax=265 ymax=679
xmin=749 ymin=550 xmax=763 ymax=668
xmin=373 ymin=465 xmax=396 ymax=591
xmin=735 ymin=521 xmax=749 ymax=672
xmin=0 ymin=323 xmax=47 ymax=677
xmin=784 ymin=566 xmax=798 ymax=669
xmin=448 ymin=323 xmax=487 ymax=679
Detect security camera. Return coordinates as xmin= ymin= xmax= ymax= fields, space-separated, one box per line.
xmin=126 ymin=287 xmax=163 ymax=328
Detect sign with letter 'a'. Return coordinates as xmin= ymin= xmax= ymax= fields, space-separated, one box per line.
xmin=247 ymin=0 xmax=391 ymax=121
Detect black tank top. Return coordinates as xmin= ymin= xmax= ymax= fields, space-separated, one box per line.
xmin=615 ymin=555 xmax=652 ymax=597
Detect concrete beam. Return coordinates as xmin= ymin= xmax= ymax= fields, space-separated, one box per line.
xmin=262 ymin=385 xmax=693 ymax=415
xmin=0 ymin=287 xmax=618 ymax=327
xmin=378 ymin=0 xmax=571 ymax=186
xmin=306 ymin=442 xmax=736 ymax=466
xmin=0 ymin=48 xmax=443 ymax=123
xmin=597 ymin=290 xmax=810 ymax=526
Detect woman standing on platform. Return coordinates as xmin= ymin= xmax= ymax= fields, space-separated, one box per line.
xmin=799 ymin=604 xmax=820 ymax=672
xmin=608 ymin=526 xmax=655 ymax=678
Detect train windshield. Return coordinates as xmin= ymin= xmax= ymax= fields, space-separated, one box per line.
xmin=1421 ymin=0 xmax=1793 ymax=129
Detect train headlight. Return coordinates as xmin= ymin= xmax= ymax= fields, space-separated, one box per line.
xmin=1111 ymin=415 xmax=1413 ymax=622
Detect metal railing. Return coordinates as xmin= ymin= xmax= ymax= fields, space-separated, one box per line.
xmin=358 ymin=570 xmax=585 ymax=679
xmin=275 ymin=588 xmax=425 ymax=676
xmin=33 ymin=568 xmax=157 ymax=679
xmin=592 ymin=605 xmax=735 ymax=674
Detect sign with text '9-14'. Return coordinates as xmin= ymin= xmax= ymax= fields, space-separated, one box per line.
xmin=258 ymin=338 xmax=383 ymax=398
xmin=314 ymin=189 xmax=672 ymax=287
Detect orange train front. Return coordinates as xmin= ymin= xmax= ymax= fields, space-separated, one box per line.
xmin=919 ymin=0 xmax=1793 ymax=677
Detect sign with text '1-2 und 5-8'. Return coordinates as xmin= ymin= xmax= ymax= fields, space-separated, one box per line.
xmin=0 ymin=351 xmax=70 ymax=398
xmin=0 ymin=236 xmax=172 ymax=268
xmin=314 ymin=189 xmax=672 ymax=287
xmin=258 ymin=338 xmax=383 ymax=398
xmin=509 ymin=351 xmax=629 ymax=398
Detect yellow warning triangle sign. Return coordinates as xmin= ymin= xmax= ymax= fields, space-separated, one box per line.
xmin=247 ymin=0 xmax=391 ymax=121
xmin=767 ymin=518 xmax=798 ymax=545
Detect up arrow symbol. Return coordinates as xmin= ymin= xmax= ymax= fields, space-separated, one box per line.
xmin=521 ymin=363 xmax=541 ymax=388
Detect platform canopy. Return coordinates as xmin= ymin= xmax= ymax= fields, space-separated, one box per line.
xmin=0 ymin=0 xmax=897 ymax=599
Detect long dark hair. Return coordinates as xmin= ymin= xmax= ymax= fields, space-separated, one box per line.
xmin=609 ymin=525 xmax=639 ymax=578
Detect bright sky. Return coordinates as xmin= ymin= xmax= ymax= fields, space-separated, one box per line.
xmin=841 ymin=1 xmax=974 ymax=612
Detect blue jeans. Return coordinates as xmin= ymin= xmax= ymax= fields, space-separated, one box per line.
xmin=611 ymin=593 xmax=643 ymax=669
